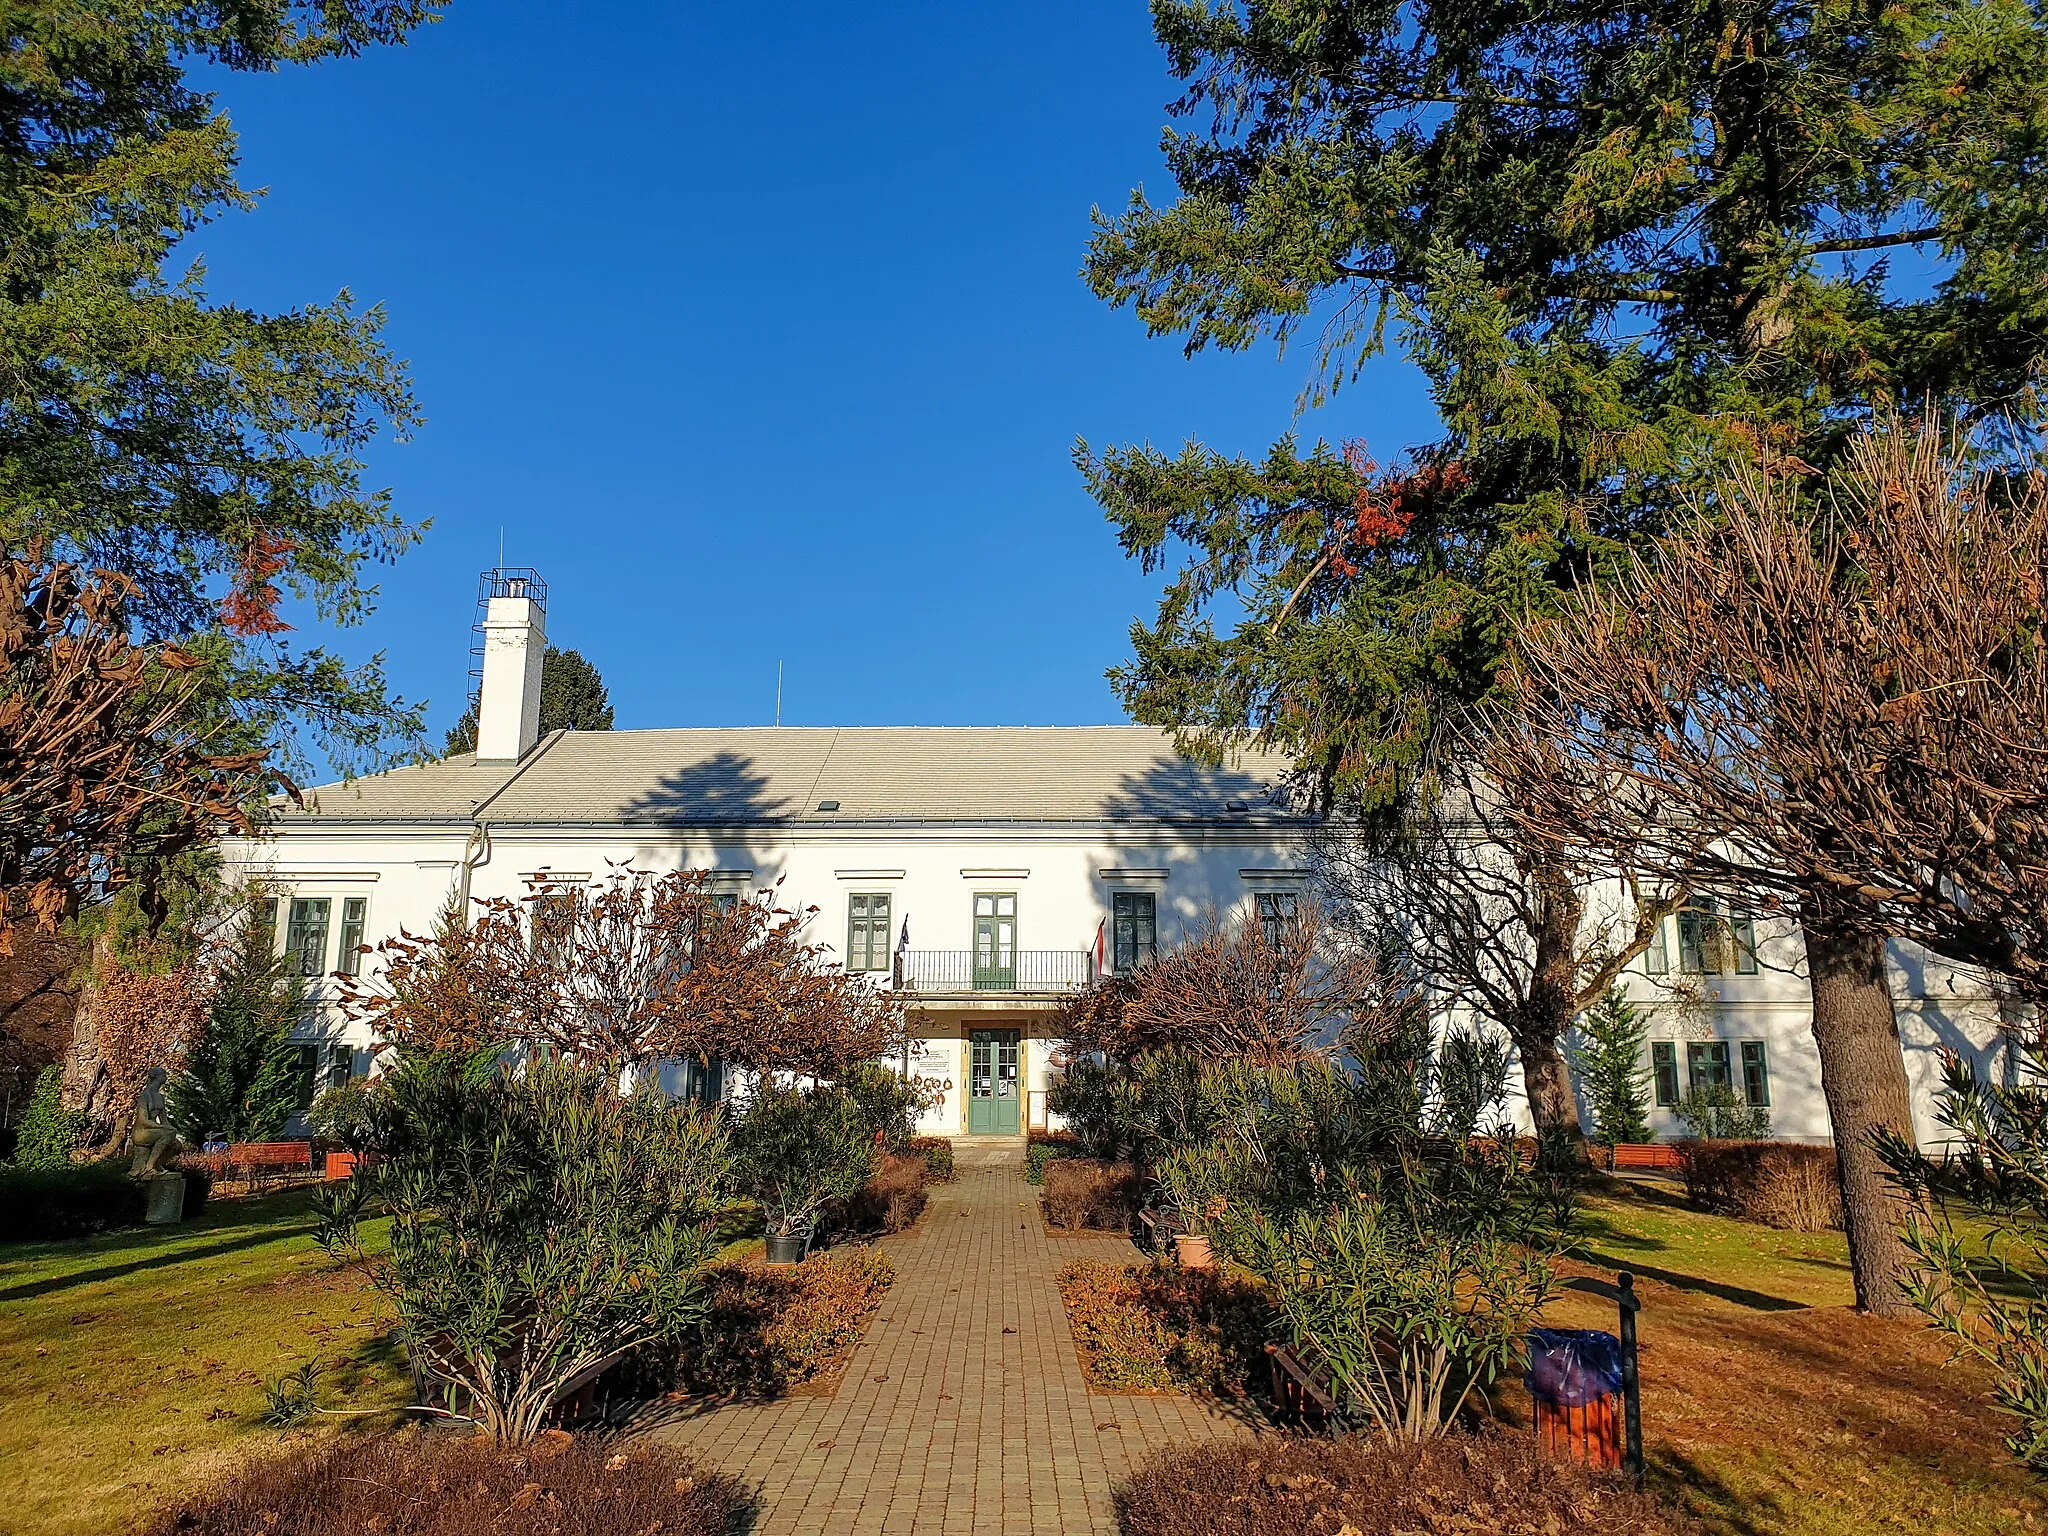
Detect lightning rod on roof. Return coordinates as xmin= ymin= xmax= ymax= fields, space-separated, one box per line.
xmin=776 ymin=660 xmax=783 ymax=727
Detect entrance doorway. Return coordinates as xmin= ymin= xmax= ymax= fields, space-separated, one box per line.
xmin=967 ymin=1029 xmax=1021 ymax=1134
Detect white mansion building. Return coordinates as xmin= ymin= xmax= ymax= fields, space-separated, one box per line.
xmin=234 ymin=573 xmax=2011 ymax=1145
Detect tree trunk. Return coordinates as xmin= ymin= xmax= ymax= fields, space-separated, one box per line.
xmin=1505 ymin=860 xmax=1589 ymax=1150
xmin=1800 ymin=894 xmax=1919 ymax=1318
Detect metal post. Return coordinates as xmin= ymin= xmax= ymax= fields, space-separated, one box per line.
xmin=1618 ymin=1271 xmax=1643 ymax=1486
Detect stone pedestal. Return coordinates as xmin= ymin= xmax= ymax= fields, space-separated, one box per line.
xmin=142 ymin=1172 xmax=186 ymax=1225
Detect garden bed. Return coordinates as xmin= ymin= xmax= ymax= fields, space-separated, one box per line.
xmin=1056 ymin=1258 xmax=1268 ymax=1398
xmin=1118 ymin=1431 xmax=1692 ymax=1536
xmin=681 ymin=1246 xmax=895 ymax=1400
xmin=142 ymin=1429 xmax=749 ymax=1536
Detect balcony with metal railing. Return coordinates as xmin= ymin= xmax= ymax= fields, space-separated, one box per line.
xmin=891 ymin=949 xmax=1095 ymax=997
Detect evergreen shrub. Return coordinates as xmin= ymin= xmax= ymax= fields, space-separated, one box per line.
xmin=11 ymin=1064 xmax=81 ymax=1170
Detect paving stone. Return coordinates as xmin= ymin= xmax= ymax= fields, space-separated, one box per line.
xmin=648 ymin=1139 xmax=1251 ymax=1533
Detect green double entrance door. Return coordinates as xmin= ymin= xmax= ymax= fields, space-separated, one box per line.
xmin=967 ymin=1029 xmax=1021 ymax=1134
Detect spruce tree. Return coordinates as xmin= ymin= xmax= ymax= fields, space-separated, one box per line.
xmin=168 ymin=910 xmax=308 ymax=1144
xmin=1080 ymin=0 xmax=2048 ymax=1313
xmin=1569 ymin=989 xmax=1653 ymax=1149
xmin=442 ymin=647 xmax=615 ymax=756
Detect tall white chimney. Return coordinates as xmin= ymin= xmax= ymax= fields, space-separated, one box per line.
xmin=474 ymin=570 xmax=546 ymax=762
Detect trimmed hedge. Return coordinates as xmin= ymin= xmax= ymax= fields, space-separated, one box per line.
xmin=1042 ymin=1157 xmax=1142 ymax=1231
xmin=1025 ymin=1129 xmax=1081 ymax=1185
xmin=845 ymin=1153 xmax=928 ymax=1234
xmin=908 ymin=1135 xmax=955 ymax=1182
xmin=1677 ymin=1140 xmax=1842 ymax=1231
xmin=0 ymin=1161 xmax=149 ymax=1242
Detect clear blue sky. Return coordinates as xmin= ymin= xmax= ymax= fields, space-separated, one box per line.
xmin=195 ymin=2 xmax=1441 ymax=751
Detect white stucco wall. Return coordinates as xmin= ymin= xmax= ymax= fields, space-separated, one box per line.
xmin=229 ymin=821 xmax=2018 ymax=1148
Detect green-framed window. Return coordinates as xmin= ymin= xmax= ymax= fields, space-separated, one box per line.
xmin=1675 ymin=898 xmax=1760 ymax=975
xmin=1686 ymin=1039 xmax=1734 ymax=1095
xmin=1112 ymin=891 xmax=1157 ymax=972
xmin=847 ymin=892 xmax=892 ymax=972
xmin=1651 ymin=1041 xmax=1680 ymax=1106
xmin=285 ymin=898 xmax=330 ymax=977
xmin=1643 ymin=918 xmax=1669 ymax=975
xmin=336 ymin=897 xmax=369 ymax=977
xmin=1740 ymin=1040 xmax=1771 ymax=1106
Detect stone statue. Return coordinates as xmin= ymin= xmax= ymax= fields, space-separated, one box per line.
xmin=128 ymin=1065 xmax=185 ymax=1178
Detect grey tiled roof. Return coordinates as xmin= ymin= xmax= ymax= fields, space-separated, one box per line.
xmin=289 ymin=726 xmax=1301 ymax=827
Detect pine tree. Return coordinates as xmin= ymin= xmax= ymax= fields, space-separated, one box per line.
xmin=1568 ymin=989 xmax=1653 ymax=1149
xmin=442 ymin=647 xmax=615 ymax=756
xmin=167 ymin=910 xmax=307 ymax=1144
xmin=12 ymin=1065 xmax=82 ymax=1169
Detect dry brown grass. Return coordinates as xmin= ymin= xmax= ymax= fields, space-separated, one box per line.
xmin=1561 ymin=1178 xmax=2047 ymax=1534
xmin=141 ymin=1431 xmax=750 ymax=1536
xmin=1118 ymin=1432 xmax=1693 ymax=1536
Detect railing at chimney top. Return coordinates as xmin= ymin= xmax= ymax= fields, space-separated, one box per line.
xmin=891 ymin=950 xmax=1095 ymax=995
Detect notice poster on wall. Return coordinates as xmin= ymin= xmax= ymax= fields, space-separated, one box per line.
xmin=907 ymin=1040 xmax=954 ymax=1115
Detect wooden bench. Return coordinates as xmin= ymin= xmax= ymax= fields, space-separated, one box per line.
xmin=1264 ymin=1342 xmax=1340 ymax=1429
xmin=223 ymin=1141 xmax=315 ymax=1182
xmin=1608 ymin=1142 xmax=1684 ymax=1172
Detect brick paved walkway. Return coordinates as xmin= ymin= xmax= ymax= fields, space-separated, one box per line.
xmin=649 ymin=1138 xmax=1251 ymax=1535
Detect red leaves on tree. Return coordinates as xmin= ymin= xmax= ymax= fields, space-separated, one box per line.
xmin=1327 ymin=443 xmax=1469 ymax=580
xmin=218 ymin=533 xmax=295 ymax=636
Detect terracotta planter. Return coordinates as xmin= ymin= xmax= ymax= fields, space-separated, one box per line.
xmin=1174 ymin=1233 xmax=1215 ymax=1270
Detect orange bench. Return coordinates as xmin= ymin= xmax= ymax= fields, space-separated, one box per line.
xmin=1608 ymin=1142 xmax=1683 ymax=1172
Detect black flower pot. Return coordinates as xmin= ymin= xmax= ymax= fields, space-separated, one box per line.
xmin=764 ymin=1233 xmax=808 ymax=1265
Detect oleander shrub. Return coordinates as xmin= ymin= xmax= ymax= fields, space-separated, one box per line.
xmin=1043 ymin=1157 xmax=1142 ymax=1231
xmin=1025 ymin=1128 xmax=1081 ymax=1185
xmin=0 ymin=1160 xmax=149 ymax=1241
xmin=142 ymin=1431 xmax=750 ymax=1536
xmin=685 ymin=1246 xmax=895 ymax=1398
xmin=1117 ymin=1432 xmax=1696 ymax=1536
xmin=909 ymin=1135 xmax=954 ymax=1182
xmin=1058 ymin=1259 xmax=1270 ymax=1397
xmin=845 ymin=1152 xmax=928 ymax=1234
xmin=1679 ymin=1140 xmax=1842 ymax=1231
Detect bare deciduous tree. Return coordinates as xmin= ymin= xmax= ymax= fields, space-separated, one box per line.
xmin=1491 ymin=417 xmax=2048 ymax=1315
xmin=1312 ymin=762 xmax=1685 ymax=1146
xmin=0 ymin=552 xmax=273 ymax=948
xmin=1056 ymin=898 xmax=1419 ymax=1066
xmin=344 ymin=868 xmax=906 ymax=1079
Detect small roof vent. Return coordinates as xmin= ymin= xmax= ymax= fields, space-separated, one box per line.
xmin=816 ymin=799 xmax=841 ymax=813
xmin=1225 ymin=799 xmax=1250 ymax=813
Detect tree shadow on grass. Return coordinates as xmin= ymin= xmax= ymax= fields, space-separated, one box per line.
xmin=0 ymin=1221 xmax=319 ymax=1303
xmin=1569 ymin=1249 xmax=1808 ymax=1312
xmin=1651 ymin=1446 xmax=1784 ymax=1536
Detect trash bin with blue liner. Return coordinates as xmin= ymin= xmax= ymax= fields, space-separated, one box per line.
xmin=1526 ymin=1327 xmax=1625 ymax=1468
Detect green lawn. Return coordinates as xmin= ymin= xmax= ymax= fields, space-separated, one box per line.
xmin=4 ymin=1175 xmax=2044 ymax=1536
xmin=1549 ymin=1178 xmax=2047 ymax=1536
xmin=0 ymin=1189 xmax=407 ymax=1536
